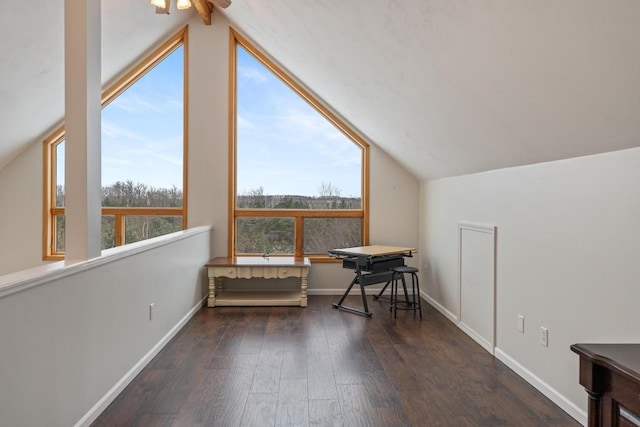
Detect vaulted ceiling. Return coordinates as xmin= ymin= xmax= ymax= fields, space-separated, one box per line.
xmin=2 ymin=1 xmax=640 ymax=180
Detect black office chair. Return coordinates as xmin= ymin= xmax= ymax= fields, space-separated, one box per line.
xmin=389 ymin=266 xmax=422 ymax=319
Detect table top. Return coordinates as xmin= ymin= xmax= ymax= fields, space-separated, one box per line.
xmin=571 ymin=343 xmax=640 ymax=383
xmin=206 ymin=256 xmax=311 ymax=268
xmin=328 ymin=245 xmax=415 ymax=258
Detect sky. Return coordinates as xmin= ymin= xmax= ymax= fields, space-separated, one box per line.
xmin=58 ymin=43 xmax=363 ymax=198
xmin=57 ymin=46 xmax=185 ymax=191
xmin=101 ymin=45 xmax=184 ymax=190
xmin=236 ymin=46 xmax=362 ymax=198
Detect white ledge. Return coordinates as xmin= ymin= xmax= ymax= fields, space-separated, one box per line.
xmin=0 ymin=225 xmax=212 ymax=299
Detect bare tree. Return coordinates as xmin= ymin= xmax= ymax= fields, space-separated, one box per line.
xmin=318 ymin=182 xmax=341 ymax=198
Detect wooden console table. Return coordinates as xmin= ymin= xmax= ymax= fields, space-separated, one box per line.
xmin=571 ymin=343 xmax=640 ymax=427
xmin=205 ymin=256 xmax=310 ymax=307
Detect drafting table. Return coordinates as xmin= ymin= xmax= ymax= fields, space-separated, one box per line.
xmin=328 ymin=245 xmax=415 ymax=316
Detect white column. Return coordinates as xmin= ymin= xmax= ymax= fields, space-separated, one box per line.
xmin=64 ymin=0 xmax=101 ymax=262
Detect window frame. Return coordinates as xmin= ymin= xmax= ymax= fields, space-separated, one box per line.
xmin=228 ymin=29 xmax=370 ymax=262
xmin=42 ymin=27 xmax=189 ymax=260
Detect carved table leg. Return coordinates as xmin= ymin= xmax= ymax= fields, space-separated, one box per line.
xmin=586 ymin=390 xmax=602 ymax=427
xmin=300 ymin=275 xmax=308 ymax=307
xmin=208 ymin=275 xmax=216 ymax=307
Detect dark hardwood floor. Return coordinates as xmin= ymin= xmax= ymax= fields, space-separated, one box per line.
xmin=93 ymin=295 xmax=579 ymax=426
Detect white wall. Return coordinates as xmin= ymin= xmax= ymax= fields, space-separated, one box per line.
xmin=0 ymin=141 xmax=44 ymax=274
xmin=186 ymin=13 xmax=230 ymax=258
xmin=420 ymin=146 xmax=640 ymax=422
xmin=0 ymin=226 xmax=211 ymax=427
xmin=0 ymin=11 xmax=421 ymax=288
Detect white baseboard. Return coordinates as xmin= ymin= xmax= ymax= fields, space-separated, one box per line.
xmin=422 ymin=291 xmax=458 ymax=323
xmin=458 ymin=321 xmax=493 ymax=354
xmin=75 ymin=295 xmax=208 ymax=427
xmin=494 ymin=348 xmax=586 ymax=426
xmin=422 ymin=293 xmax=585 ymax=425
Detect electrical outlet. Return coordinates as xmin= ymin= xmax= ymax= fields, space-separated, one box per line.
xmin=517 ymin=315 xmax=525 ymax=333
xmin=149 ymin=303 xmax=155 ymax=321
xmin=540 ymin=326 xmax=548 ymax=347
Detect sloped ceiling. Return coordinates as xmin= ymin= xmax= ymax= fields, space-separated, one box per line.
xmin=220 ymin=0 xmax=640 ymax=179
xmin=0 ymin=0 xmax=190 ymax=171
xmin=2 ymin=1 xmax=640 ymax=180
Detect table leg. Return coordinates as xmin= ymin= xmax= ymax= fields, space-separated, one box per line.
xmin=332 ymin=275 xmax=373 ymax=317
xmin=360 ymin=281 xmax=369 ymax=313
xmin=373 ymin=281 xmax=391 ymax=300
xmin=207 ymin=276 xmax=216 ymax=307
xmin=586 ymin=390 xmax=602 ymax=427
xmin=300 ymin=275 xmax=308 ymax=307
xmin=334 ymin=276 xmax=356 ymax=304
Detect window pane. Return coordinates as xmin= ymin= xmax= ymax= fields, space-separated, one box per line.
xmin=55 ymin=215 xmax=65 ymax=253
xmin=56 ymin=141 xmax=65 ymax=207
xmin=236 ymin=217 xmax=294 ymax=254
xmin=102 ymin=216 xmax=115 ymax=250
xmin=102 ymin=46 xmax=184 ymax=206
xmin=125 ymin=216 xmax=183 ymax=244
xmin=44 ymin=35 xmax=187 ymax=259
xmin=236 ymin=45 xmax=362 ymax=208
xmin=303 ymin=218 xmax=362 ymax=254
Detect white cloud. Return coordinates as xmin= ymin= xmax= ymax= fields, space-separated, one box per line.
xmin=238 ymin=65 xmax=268 ymax=84
xmin=102 ymin=121 xmax=146 ymax=141
xmin=112 ymin=92 xmax=164 ymax=113
xmin=236 ymin=114 xmax=255 ymax=129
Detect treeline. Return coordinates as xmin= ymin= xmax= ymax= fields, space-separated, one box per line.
xmin=56 ymin=180 xmax=183 ymax=208
xmin=55 ymin=181 xmax=183 ymax=251
xmin=56 ymin=181 xmax=361 ymax=254
xmin=237 ymin=183 xmax=361 ymax=210
xmin=58 ymin=181 xmax=357 ymax=210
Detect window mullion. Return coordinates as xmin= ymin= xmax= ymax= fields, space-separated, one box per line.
xmin=295 ymin=215 xmax=304 ymax=258
xmin=114 ymin=214 xmax=125 ymax=246
xmin=50 ymin=215 xmax=56 ymax=251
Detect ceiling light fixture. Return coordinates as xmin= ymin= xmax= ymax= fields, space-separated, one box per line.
xmin=152 ymin=0 xmax=232 ymax=24
xmin=176 ymin=0 xmax=192 ymax=10
xmin=153 ymin=0 xmax=170 ymax=14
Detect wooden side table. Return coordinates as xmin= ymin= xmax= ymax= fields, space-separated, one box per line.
xmin=205 ymin=256 xmax=310 ymax=307
xmin=571 ymin=343 xmax=640 ymax=427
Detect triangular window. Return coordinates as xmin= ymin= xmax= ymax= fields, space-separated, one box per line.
xmin=230 ymin=30 xmax=369 ymax=258
xmin=43 ymin=28 xmax=187 ymax=259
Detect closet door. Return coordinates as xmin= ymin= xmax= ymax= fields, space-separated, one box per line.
xmin=458 ymin=222 xmax=496 ymax=354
